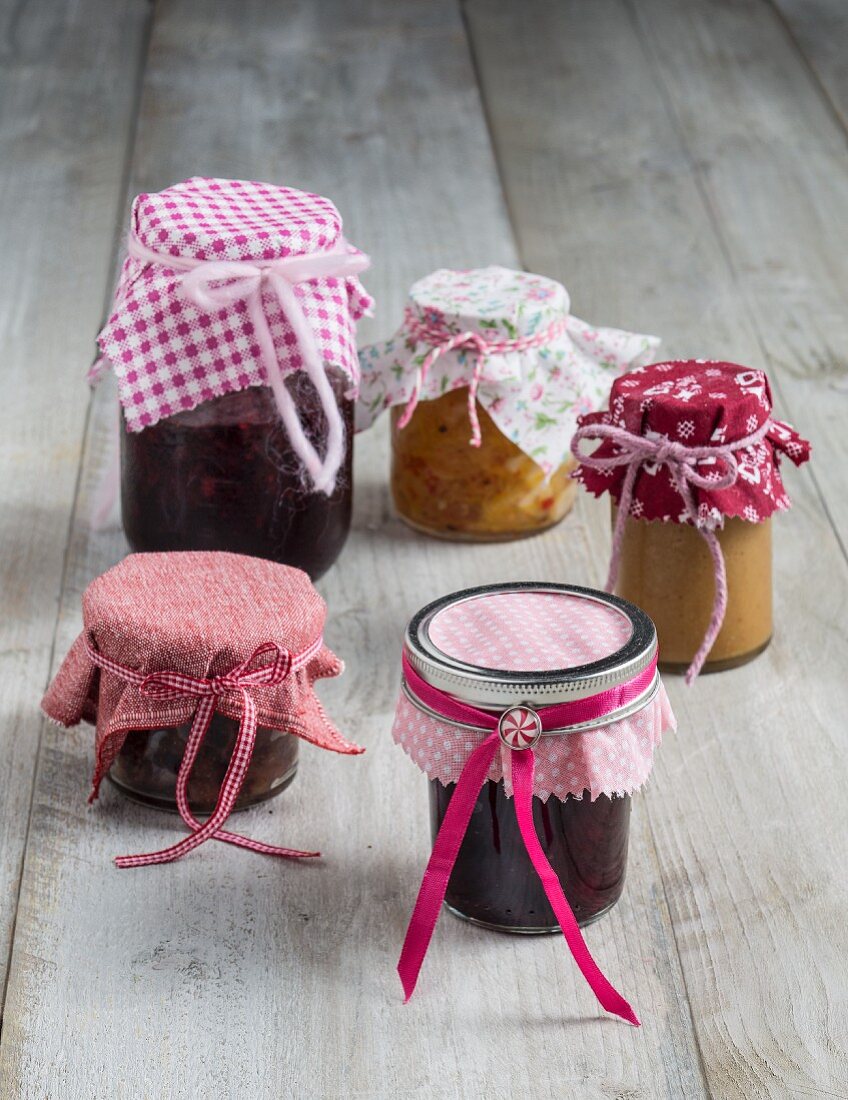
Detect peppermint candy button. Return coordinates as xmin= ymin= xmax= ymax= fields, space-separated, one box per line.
xmin=497 ymin=705 xmax=542 ymax=750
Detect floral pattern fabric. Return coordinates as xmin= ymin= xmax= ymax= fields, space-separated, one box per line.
xmin=357 ymin=266 xmax=660 ymax=475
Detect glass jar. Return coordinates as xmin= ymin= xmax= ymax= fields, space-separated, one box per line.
xmin=615 ymin=509 xmax=772 ymax=672
xmin=390 ymin=391 xmax=577 ymax=540
xmin=108 ymin=712 xmax=299 ymax=813
xmin=121 ymin=371 xmax=353 ymax=581
xmin=431 ymin=779 xmax=630 ymax=930
xmin=397 ymin=582 xmax=672 ymax=938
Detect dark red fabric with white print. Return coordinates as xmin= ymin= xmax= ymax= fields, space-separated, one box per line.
xmin=41 ymin=551 xmax=362 ymax=801
xmin=574 ymin=360 xmax=811 ymax=524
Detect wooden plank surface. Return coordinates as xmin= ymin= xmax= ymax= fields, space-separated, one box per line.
xmin=0 ymin=1 xmax=708 ymax=1097
xmin=463 ymin=1 xmax=848 ymax=1097
xmin=772 ymin=0 xmax=848 ymax=132
xmin=0 ymin=0 xmax=151 ymax=998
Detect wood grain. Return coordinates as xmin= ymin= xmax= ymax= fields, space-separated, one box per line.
xmin=463 ymin=0 xmax=848 ymax=1096
xmin=0 ymin=1 xmax=705 ymax=1097
xmin=0 ymin=0 xmax=151 ymax=1002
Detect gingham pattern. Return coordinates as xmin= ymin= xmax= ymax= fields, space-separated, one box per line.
xmin=97 ymin=178 xmax=373 ymax=431
xmin=394 ymin=589 xmax=675 ymax=801
xmin=87 ymin=637 xmax=323 ymax=866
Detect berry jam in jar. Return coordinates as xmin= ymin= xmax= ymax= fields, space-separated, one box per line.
xmin=109 ymin=713 xmax=300 ymax=814
xmin=430 ymin=780 xmax=630 ymax=930
xmin=395 ymin=582 xmax=674 ymax=934
xmin=121 ymin=373 xmax=352 ymax=581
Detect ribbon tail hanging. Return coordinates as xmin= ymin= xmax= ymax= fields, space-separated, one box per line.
xmin=397 ymin=732 xmax=501 ymax=1002
xmin=510 ymin=750 xmax=639 ymax=1026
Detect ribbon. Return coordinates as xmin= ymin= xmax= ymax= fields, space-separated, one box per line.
xmin=86 ymin=637 xmax=324 ymax=867
xmin=571 ymin=419 xmax=772 ymax=683
xmin=397 ymin=661 xmax=654 ymax=1025
xmin=127 ymin=233 xmax=370 ymax=495
xmin=399 ymin=308 xmax=569 ymax=446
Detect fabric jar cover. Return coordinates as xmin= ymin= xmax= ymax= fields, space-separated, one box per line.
xmin=42 ymin=551 xmax=362 ymax=867
xmin=394 ymin=583 xmax=676 ymax=1025
xmin=95 ymin=177 xmax=374 ymax=493
xmin=356 ymin=266 xmax=660 ymax=474
xmin=570 ymin=360 xmax=812 ymax=681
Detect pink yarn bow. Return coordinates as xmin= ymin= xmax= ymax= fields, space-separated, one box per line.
xmin=398 ymin=308 xmax=568 ymax=446
xmin=87 ymin=637 xmax=324 ymax=867
xmin=128 ymin=234 xmax=370 ymax=494
xmin=397 ymin=655 xmax=658 ymax=1026
xmin=571 ymin=420 xmax=771 ymax=682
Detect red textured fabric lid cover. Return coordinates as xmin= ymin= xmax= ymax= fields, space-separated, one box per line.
xmin=41 ymin=551 xmax=361 ymax=799
xmin=575 ymin=360 xmax=811 ymax=524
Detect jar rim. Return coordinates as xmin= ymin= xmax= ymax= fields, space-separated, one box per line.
xmin=404 ymin=582 xmax=657 ymax=708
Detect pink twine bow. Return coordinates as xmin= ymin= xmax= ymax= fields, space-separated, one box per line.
xmin=86 ymin=637 xmax=324 ymax=867
xmin=128 ymin=233 xmax=370 ymax=495
xmin=399 ymin=309 xmax=568 ymax=446
xmin=571 ymin=419 xmax=771 ymax=683
xmin=397 ymin=655 xmax=657 ymax=1026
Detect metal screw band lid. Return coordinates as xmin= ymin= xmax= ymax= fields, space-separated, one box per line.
xmin=404 ymin=582 xmax=657 ymax=711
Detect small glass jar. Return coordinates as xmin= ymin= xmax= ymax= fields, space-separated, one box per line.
xmin=108 ymin=713 xmax=299 ymax=813
xmin=430 ymin=780 xmax=630 ymax=930
xmin=615 ymin=510 xmax=772 ymax=672
xmin=397 ymin=582 xmax=671 ymax=935
xmin=122 ymin=372 xmax=353 ymax=581
xmin=390 ymin=392 xmax=577 ymax=540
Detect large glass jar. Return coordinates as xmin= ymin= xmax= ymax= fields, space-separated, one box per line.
xmin=390 ymin=391 xmax=577 ymax=540
xmin=108 ymin=713 xmax=299 ymax=813
xmin=121 ymin=371 xmax=352 ymax=581
xmin=615 ymin=510 xmax=772 ymax=672
xmin=431 ymin=779 xmax=630 ymax=930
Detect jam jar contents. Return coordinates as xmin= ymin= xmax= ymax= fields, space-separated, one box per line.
xmin=122 ymin=372 xmax=352 ymax=581
xmin=431 ymin=779 xmax=630 ymax=930
xmin=108 ymin=712 xmax=299 ymax=813
xmin=616 ymin=510 xmax=772 ymax=672
xmin=390 ymin=391 xmax=578 ymax=540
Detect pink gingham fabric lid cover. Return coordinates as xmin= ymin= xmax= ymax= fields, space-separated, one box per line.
xmin=96 ymin=178 xmax=374 ymax=431
xmin=357 ymin=266 xmax=660 ymax=475
xmin=395 ymin=588 xmax=676 ymax=801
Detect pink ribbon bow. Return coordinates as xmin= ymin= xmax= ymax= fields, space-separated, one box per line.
xmin=87 ymin=637 xmax=323 ymax=867
xmin=398 ymin=654 xmax=658 ymax=1026
xmin=398 ymin=308 xmax=568 ymax=446
xmin=571 ymin=419 xmax=771 ymax=683
xmin=128 ymin=233 xmax=370 ymax=495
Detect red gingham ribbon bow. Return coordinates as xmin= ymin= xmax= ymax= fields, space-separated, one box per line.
xmin=87 ymin=637 xmax=324 ymax=868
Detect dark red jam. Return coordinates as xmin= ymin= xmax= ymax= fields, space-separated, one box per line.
xmin=108 ymin=712 xmax=299 ymax=813
xmin=121 ymin=371 xmax=353 ymax=580
xmin=430 ymin=778 xmax=630 ymax=930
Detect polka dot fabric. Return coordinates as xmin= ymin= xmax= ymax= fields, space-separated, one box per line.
xmin=97 ymin=178 xmax=374 ymax=432
xmin=395 ymin=588 xmax=676 ymax=801
xmin=429 ymin=591 xmax=632 ymax=671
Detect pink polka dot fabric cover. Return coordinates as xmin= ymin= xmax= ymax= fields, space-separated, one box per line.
xmin=394 ymin=590 xmax=676 ymax=801
xmin=96 ymin=178 xmax=374 ymax=432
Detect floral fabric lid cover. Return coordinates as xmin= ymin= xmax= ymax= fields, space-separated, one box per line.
xmin=357 ymin=266 xmax=660 ymax=474
xmin=572 ymin=360 xmax=811 ymax=525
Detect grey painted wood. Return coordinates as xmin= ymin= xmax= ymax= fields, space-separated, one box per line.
xmin=463 ymin=0 xmax=848 ymax=1096
xmin=0 ymin=0 xmax=151 ymax=1001
xmin=0 ymin=1 xmax=706 ymax=1097
xmin=772 ymin=0 xmax=848 ymax=132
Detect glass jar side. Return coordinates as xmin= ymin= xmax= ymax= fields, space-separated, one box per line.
xmin=429 ymin=777 xmax=630 ymax=931
xmin=121 ymin=371 xmax=353 ymax=581
xmin=108 ymin=712 xmax=299 ymax=814
xmin=614 ymin=507 xmax=772 ymax=671
xmin=390 ymin=390 xmax=576 ymax=541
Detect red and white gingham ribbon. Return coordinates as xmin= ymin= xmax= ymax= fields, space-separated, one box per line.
xmin=86 ymin=636 xmax=324 ymax=867
xmin=398 ymin=308 xmax=568 ymax=446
